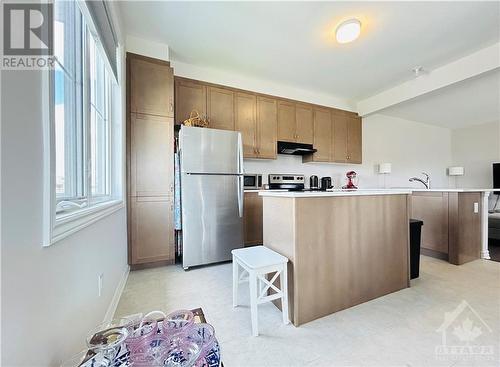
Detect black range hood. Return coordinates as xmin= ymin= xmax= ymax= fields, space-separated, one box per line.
xmin=277 ymin=141 xmax=317 ymax=155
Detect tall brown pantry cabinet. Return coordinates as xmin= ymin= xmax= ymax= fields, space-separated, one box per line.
xmin=127 ymin=53 xmax=175 ymax=268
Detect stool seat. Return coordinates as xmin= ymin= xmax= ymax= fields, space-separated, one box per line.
xmin=232 ymin=246 xmax=290 ymax=336
xmin=231 ymin=246 xmax=288 ymax=269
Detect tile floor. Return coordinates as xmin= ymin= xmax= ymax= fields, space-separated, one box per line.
xmin=115 ymin=256 xmax=500 ymax=366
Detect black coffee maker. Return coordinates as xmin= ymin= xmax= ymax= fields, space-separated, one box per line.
xmin=320 ymin=176 xmax=333 ymax=191
xmin=309 ymin=175 xmax=319 ymax=190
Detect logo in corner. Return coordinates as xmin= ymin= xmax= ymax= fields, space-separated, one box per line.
xmin=2 ymin=2 xmax=54 ymax=69
xmin=435 ymin=300 xmax=495 ymax=362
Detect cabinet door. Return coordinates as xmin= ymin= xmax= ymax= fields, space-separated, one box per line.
xmin=277 ymin=101 xmax=296 ymax=142
xmin=333 ymin=113 xmax=348 ymax=163
xmin=130 ymin=114 xmax=174 ymax=197
xmin=235 ymin=92 xmax=257 ymax=158
xmin=243 ymin=192 xmax=263 ymax=246
xmin=207 ymin=86 xmax=234 ymax=130
xmin=311 ymin=108 xmax=332 ymax=162
xmin=130 ymin=196 xmax=174 ymax=265
xmin=130 ymin=58 xmax=174 ymax=117
xmin=347 ymin=115 xmax=362 ymax=163
xmin=411 ymin=192 xmax=449 ymax=255
xmin=257 ymin=96 xmax=277 ymax=159
xmin=295 ymin=104 xmax=313 ymax=144
xmin=175 ymin=79 xmax=207 ymax=125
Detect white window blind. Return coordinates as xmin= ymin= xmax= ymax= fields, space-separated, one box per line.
xmin=85 ymin=0 xmax=118 ymax=80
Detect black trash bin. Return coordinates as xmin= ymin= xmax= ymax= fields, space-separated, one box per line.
xmin=409 ymin=219 xmax=424 ymax=279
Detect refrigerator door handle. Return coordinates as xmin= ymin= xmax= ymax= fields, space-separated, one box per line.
xmin=237 ymin=132 xmax=244 ymax=218
xmin=238 ymin=175 xmax=244 ymax=218
xmin=237 ymin=132 xmax=244 ymax=175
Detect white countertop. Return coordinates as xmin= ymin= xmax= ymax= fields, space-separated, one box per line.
xmin=258 ymin=188 xmax=494 ymax=198
xmin=259 ymin=189 xmax=412 ymax=198
xmin=410 ymin=189 xmax=493 ymax=192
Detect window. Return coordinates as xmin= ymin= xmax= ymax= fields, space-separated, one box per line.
xmin=47 ymin=0 xmax=122 ymax=244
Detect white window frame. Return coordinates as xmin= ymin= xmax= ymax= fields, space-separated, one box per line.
xmin=43 ymin=0 xmax=123 ymax=246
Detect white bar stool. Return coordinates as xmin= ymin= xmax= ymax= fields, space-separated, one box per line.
xmin=231 ymin=246 xmax=290 ymax=336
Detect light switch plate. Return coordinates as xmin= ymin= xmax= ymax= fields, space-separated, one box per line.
xmin=474 ymin=202 xmax=479 ymax=213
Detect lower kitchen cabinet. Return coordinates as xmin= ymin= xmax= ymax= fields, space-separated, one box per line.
xmin=411 ymin=191 xmax=481 ymax=265
xmin=243 ymin=192 xmax=263 ymax=246
xmin=411 ymin=192 xmax=450 ymax=257
xmin=129 ymin=196 xmax=175 ymax=266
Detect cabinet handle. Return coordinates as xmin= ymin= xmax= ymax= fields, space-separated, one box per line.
xmin=169 ymin=97 xmax=173 ymax=112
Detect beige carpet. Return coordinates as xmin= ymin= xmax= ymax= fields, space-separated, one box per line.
xmin=115 ymin=256 xmax=500 ymax=366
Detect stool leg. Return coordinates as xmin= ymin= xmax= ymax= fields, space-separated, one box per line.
xmin=232 ymin=257 xmax=238 ymax=308
xmin=280 ymin=264 xmax=290 ymax=325
xmin=249 ymin=271 xmax=259 ymax=336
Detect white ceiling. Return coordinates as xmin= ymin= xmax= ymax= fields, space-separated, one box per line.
xmin=119 ymin=1 xmax=500 ymax=102
xmin=379 ymin=70 xmax=500 ymax=129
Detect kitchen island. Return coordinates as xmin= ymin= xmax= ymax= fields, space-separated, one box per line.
xmin=259 ymin=190 xmax=412 ymax=326
xmin=410 ymin=189 xmax=492 ymax=263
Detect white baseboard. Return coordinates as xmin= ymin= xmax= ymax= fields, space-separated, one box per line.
xmin=103 ymin=265 xmax=130 ymax=324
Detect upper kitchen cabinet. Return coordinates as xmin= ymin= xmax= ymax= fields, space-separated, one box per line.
xmin=278 ymin=101 xmax=313 ymax=144
xmin=256 ymin=96 xmax=278 ymax=159
xmin=235 ymin=92 xmax=257 ymax=158
xmin=277 ymin=101 xmax=296 ymax=142
xmin=175 ymin=78 xmax=207 ymax=125
xmin=295 ymin=103 xmax=314 ymax=144
xmin=332 ymin=112 xmax=348 ymax=163
xmin=207 ymin=86 xmax=234 ymax=130
xmin=303 ymin=107 xmax=332 ymax=163
xmin=130 ymin=56 xmax=174 ymax=117
xmin=173 ymin=77 xmax=360 ymax=162
xmin=347 ymin=115 xmax=362 ymax=164
xmin=333 ymin=111 xmax=362 ymax=164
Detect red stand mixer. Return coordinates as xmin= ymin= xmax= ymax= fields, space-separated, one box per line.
xmin=342 ymin=171 xmax=358 ymax=189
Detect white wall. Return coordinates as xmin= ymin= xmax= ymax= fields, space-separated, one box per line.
xmin=126 ymin=35 xmax=170 ymax=62
xmin=1 ymin=4 xmax=129 ymax=365
xmin=0 ymin=70 xmax=128 ymax=367
xmin=451 ymin=121 xmax=500 ymax=188
xmin=245 ymin=114 xmax=453 ymax=189
xmin=172 ymin=60 xmax=356 ymax=112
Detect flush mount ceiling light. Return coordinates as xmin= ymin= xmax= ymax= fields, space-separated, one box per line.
xmin=336 ymin=19 xmax=362 ymax=44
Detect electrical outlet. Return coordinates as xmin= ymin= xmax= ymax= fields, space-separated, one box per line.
xmin=473 ymin=202 xmax=479 ymax=213
xmin=98 ymin=273 xmax=104 ymax=297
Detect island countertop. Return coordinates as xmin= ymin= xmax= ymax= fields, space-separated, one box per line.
xmin=258 ymin=188 xmax=493 ymax=198
xmin=259 ymin=189 xmax=411 ymax=198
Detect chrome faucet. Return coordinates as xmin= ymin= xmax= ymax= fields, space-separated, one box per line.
xmin=409 ymin=172 xmax=431 ymax=189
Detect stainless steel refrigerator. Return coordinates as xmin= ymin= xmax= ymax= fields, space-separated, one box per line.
xmin=179 ymin=126 xmax=244 ymax=269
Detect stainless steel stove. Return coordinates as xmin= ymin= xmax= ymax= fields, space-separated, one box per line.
xmin=268 ymin=174 xmax=305 ymax=190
